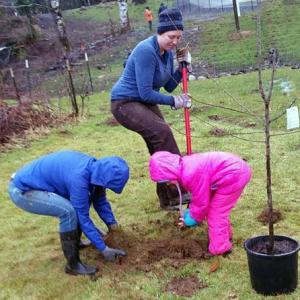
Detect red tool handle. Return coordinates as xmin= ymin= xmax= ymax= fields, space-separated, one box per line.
xmin=181 ymin=62 xmax=192 ymax=155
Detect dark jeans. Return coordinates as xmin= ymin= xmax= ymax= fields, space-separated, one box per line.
xmin=111 ymin=100 xmax=182 ymax=207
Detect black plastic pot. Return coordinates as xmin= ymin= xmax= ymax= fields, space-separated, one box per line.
xmin=244 ymin=235 xmax=300 ymax=295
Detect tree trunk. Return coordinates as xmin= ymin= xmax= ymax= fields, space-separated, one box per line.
xmin=264 ymin=101 xmax=274 ymax=252
xmin=232 ymin=0 xmax=240 ymax=32
xmin=118 ymin=0 xmax=129 ymax=31
xmin=49 ymin=0 xmax=79 ymax=115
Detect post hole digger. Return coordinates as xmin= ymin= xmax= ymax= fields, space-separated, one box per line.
xmin=177 ymin=47 xmax=193 ymax=155
xmin=171 ymin=46 xmax=193 ymax=226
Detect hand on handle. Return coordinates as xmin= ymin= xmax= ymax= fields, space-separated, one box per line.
xmin=173 ymin=94 xmax=192 ymax=110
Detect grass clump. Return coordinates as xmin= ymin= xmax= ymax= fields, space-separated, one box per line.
xmin=0 ymin=67 xmax=299 ymax=299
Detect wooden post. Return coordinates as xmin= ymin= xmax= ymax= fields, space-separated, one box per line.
xmin=25 ymin=59 xmax=32 ymax=98
xmin=9 ymin=68 xmax=21 ymax=103
xmin=84 ymin=52 xmax=94 ymax=92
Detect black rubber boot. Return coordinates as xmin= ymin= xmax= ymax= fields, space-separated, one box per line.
xmin=60 ymin=230 xmax=98 ymax=276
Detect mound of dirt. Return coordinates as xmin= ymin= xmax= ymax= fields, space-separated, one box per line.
xmin=209 ymin=127 xmax=226 ymax=137
xmin=82 ymin=222 xmax=210 ymax=280
xmin=0 ymin=101 xmax=68 ymax=146
xmin=229 ymin=30 xmax=252 ymax=41
xmin=166 ymin=275 xmax=208 ymax=297
xmin=257 ymin=207 xmax=283 ymax=225
xmin=146 ymin=238 xmax=208 ymax=261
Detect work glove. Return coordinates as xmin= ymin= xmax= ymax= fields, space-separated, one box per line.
xmin=172 ymin=94 xmax=192 ymax=110
xmin=184 ymin=209 xmax=198 ymax=227
xmin=101 ymin=246 xmax=126 ymax=262
xmin=176 ymin=48 xmax=192 ymax=73
xmin=176 ymin=48 xmax=192 ymax=64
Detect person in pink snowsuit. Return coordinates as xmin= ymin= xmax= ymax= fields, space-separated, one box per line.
xmin=149 ymin=151 xmax=252 ymax=255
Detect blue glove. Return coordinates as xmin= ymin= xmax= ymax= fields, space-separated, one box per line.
xmin=183 ymin=209 xmax=198 ymax=227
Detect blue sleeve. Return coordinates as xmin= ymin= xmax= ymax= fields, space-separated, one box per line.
xmin=164 ymin=68 xmax=182 ymax=92
xmin=135 ymin=47 xmax=174 ymax=105
xmin=92 ymin=187 xmax=117 ymax=227
xmin=164 ymin=53 xmax=182 ymax=92
xmin=70 ymin=180 xmax=106 ymax=251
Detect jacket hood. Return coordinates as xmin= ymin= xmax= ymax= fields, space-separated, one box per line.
xmin=90 ymin=156 xmax=129 ymax=194
xmin=149 ymin=151 xmax=181 ymax=182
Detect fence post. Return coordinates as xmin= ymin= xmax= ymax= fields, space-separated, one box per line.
xmin=84 ymin=52 xmax=94 ymax=93
xmin=25 ymin=59 xmax=32 ymax=98
xmin=9 ymin=68 xmax=21 ymax=104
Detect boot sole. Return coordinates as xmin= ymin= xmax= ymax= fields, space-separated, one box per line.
xmin=65 ymin=267 xmax=97 ymax=276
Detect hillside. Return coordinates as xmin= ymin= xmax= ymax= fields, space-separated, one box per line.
xmin=1 ymin=0 xmax=300 ymax=101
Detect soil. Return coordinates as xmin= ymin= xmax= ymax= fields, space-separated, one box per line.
xmin=166 ymin=275 xmax=208 ymax=297
xmin=0 ymin=13 xmax=138 ymax=98
xmin=0 ymin=12 xmax=208 ymax=100
xmin=81 ymin=215 xmax=211 ymax=281
xmin=209 ymin=127 xmax=227 ymax=136
xmin=208 ymin=114 xmax=223 ymax=121
xmin=229 ymin=30 xmax=252 ymax=41
xmin=251 ymin=239 xmax=297 ymax=255
xmin=257 ymin=207 xmax=283 ymax=225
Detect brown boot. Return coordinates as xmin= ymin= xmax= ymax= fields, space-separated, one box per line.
xmin=156 ymin=183 xmax=191 ymax=211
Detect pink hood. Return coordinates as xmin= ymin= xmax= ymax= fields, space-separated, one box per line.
xmin=149 ymin=151 xmax=252 ymax=223
xmin=149 ymin=150 xmax=252 ymax=255
xmin=149 ymin=151 xmax=182 ymax=183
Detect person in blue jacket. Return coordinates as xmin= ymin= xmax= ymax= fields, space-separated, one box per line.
xmin=8 ymin=150 xmax=129 ymax=276
xmin=110 ymin=8 xmax=191 ymax=211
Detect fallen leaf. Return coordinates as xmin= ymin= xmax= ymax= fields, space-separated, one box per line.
xmin=209 ymin=260 xmax=220 ymax=273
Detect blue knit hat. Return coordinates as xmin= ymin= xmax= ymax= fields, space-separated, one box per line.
xmin=157 ymin=8 xmax=184 ymax=34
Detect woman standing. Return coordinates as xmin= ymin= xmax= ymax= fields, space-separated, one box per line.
xmin=110 ymin=8 xmax=191 ymax=210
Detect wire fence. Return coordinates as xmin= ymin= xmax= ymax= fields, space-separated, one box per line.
xmin=178 ymin=0 xmax=262 ymax=17
xmin=0 ymin=0 xmax=299 ymax=122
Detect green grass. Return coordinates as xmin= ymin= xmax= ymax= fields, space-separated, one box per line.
xmin=64 ymin=0 xmax=163 ymax=28
xmin=194 ymin=0 xmax=300 ymax=70
xmin=61 ymin=0 xmax=300 ymax=85
xmin=1 ymin=67 xmax=299 ymax=299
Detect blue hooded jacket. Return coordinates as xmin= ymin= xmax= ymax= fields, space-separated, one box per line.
xmin=13 ymin=150 xmax=130 ymax=251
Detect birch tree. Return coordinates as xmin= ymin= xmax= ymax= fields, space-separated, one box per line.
xmin=118 ymin=0 xmax=129 ymax=31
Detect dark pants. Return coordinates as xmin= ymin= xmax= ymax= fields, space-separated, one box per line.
xmin=148 ymin=21 xmax=152 ymax=31
xmin=111 ymin=100 xmax=182 ymax=208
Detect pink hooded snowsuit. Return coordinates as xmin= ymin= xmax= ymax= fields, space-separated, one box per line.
xmin=149 ymin=151 xmax=252 ymax=255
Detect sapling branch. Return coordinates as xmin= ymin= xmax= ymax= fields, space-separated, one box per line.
xmin=270 ymin=97 xmax=298 ymax=123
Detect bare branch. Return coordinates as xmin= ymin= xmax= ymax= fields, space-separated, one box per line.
xmin=190 ymin=95 xmax=262 ymax=119
xmin=210 ymin=77 xmax=262 ymax=121
xmin=266 ymin=49 xmax=278 ymax=103
xmin=270 ymin=97 xmax=298 ymax=123
xmin=270 ymin=130 xmax=300 ymax=137
xmin=256 ymin=14 xmax=267 ymax=102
